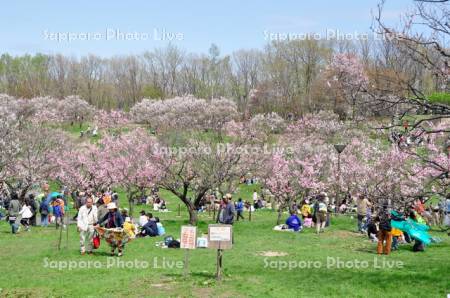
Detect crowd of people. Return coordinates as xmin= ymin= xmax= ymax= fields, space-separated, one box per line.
xmin=0 ymin=182 xmax=168 ymax=257
xmin=1 ymin=179 xmax=449 ymax=257
xmin=281 ymin=193 xmax=332 ymax=234
xmin=278 ymin=191 xmax=450 ymax=255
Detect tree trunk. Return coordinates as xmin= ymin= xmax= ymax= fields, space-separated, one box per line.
xmin=276 ymin=206 xmax=283 ymax=225
xmin=187 ymin=207 xmax=198 ymax=225
xmin=128 ymin=200 xmax=134 ymax=216
xmin=128 ymin=195 xmax=134 ymax=216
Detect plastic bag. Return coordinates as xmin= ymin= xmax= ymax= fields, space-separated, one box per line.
xmin=93 ymin=230 xmax=101 ymax=249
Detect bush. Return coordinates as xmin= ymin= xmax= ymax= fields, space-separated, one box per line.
xmin=427 ymin=92 xmax=450 ymax=106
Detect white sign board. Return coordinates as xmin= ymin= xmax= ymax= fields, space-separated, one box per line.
xmin=180 ymin=226 xmax=197 ymax=249
xmin=208 ymin=224 xmax=233 ymax=249
xmin=209 ymin=226 xmax=231 ymax=241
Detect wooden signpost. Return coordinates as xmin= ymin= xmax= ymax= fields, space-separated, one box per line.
xmin=208 ymin=224 xmax=233 ymax=281
xmin=180 ymin=225 xmax=197 ymax=277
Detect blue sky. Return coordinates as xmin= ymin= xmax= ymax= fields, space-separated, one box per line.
xmin=0 ymin=0 xmax=414 ymax=57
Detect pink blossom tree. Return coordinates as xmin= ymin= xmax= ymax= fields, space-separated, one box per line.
xmin=58 ymin=95 xmax=96 ymax=127
xmin=130 ymin=96 xmax=238 ymax=133
xmin=101 ymin=129 xmax=162 ymax=214
xmin=54 ymin=142 xmax=113 ymax=193
xmin=326 ymin=53 xmax=368 ymax=119
xmin=155 ymin=136 xmax=261 ymax=225
xmin=250 ymin=112 xmax=286 ymax=135
xmin=93 ymin=109 xmax=130 ymax=131
xmin=4 ymin=126 xmax=70 ymax=200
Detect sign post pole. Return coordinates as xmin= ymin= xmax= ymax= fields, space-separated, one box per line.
xmin=208 ymin=224 xmax=232 ymax=281
xmin=180 ymin=225 xmax=197 ymax=278
xmin=184 ymin=249 xmax=190 ymax=278
xmin=216 ymin=243 xmax=223 ymax=281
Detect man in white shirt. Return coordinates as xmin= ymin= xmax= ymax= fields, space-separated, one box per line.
xmin=138 ymin=210 xmax=148 ymax=227
xmin=252 ymin=190 xmax=258 ymax=203
xmin=77 ymin=198 xmax=98 ymax=255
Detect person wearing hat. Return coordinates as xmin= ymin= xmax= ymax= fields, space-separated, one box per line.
xmin=220 ymin=194 xmax=235 ymax=225
xmin=97 ymin=202 xmax=124 ymax=229
xmin=96 ymin=202 xmax=125 ymax=256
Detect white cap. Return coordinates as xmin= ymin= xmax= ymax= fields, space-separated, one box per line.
xmin=107 ymin=202 xmax=117 ymax=210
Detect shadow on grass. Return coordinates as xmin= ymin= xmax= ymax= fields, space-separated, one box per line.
xmin=165 ymin=270 xmax=216 ymax=280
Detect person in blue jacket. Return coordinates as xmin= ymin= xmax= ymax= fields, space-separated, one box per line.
xmin=286 ymin=210 xmax=303 ymax=232
xmin=95 ymin=202 xmax=125 ymax=256
xmin=97 ymin=202 xmax=124 ymax=229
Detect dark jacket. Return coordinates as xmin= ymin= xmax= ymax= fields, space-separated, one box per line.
xmin=378 ymin=207 xmax=391 ymax=232
xmin=8 ymin=199 xmax=20 ymax=217
xmin=98 ymin=211 xmax=124 ymax=228
xmin=142 ymin=220 xmax=158 ymax=237
xmin=367 ymin=222 xmax=378 ymax=237
xmin=222 ymin=202 xmax=235 ymax=225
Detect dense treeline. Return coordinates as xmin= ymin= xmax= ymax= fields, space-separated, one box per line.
xmin=0 ymin=38 xmax=444 ymax=116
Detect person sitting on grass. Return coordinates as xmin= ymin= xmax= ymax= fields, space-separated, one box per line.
xmin=140 ymin=213 xmax=158 ymax=237
xmin=138 ymin=210 xmax=148 ymax=227
xmin=123 ymin=217 xmax=136 ymax=239
xmin=286 ymin=210 xmax=303 ymax=232
xmin=160 ymin=199 xmax=167 ymax=211
xmin=155 ymin=217 xmax=165 ymax=236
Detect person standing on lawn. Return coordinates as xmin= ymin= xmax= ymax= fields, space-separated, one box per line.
xmin=356 ymin=194 xmax=371 ymax=233
xmin=96 ymin=202 xmax=125 ymax=256
xmin=8 ymin=193 xmax=21 ymax=234
xmin=52 ymin=195 xmax=65 ymax=228
xmin=221 ymin=194 xmax=235 ymax=225
xmin=77 ymin=197 xmax=98 ymax=255
xmin=235 ymin=198 xmax=244 ymax=221
xmin=19 ymin=200 xmax=33 ymax=231
xmin=313 ymin=195 xmax=328 ymax=234
xmin=28 ymin=194 xmax=39 ymax=226
xmin=301 ymin=199 xmax=312 ymax=219
xmin=377 ymin=203 xmax=392 ymax=255
xmin=39 ymin=183 xmax=52 ymax=227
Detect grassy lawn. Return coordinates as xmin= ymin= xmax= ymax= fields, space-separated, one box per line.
xmin=0 ymin=191 xmax=449 ymax=298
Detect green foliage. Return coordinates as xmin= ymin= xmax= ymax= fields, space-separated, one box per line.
xmin=427 ymin=92 xmax=450 ymax=106
xmin=142 ymin=84 xmax=164 ymax=99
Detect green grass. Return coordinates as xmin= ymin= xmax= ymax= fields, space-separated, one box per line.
xmin=427 ymin=92 xmax=450 ymax=106
xmin=0 ymin=203 xmax=449 ymax=297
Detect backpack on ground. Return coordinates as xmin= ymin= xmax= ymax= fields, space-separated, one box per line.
xmin=164 ymin=235 xmax=174 ymax=246
xmin=168 ymin=240 xmax=180 ymax=248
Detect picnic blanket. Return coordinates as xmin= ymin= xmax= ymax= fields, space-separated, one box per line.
xmin=95 ymin=227 xmax=133 ymax=248
xmin=273 ymin=224 xmax=295 ymax=232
